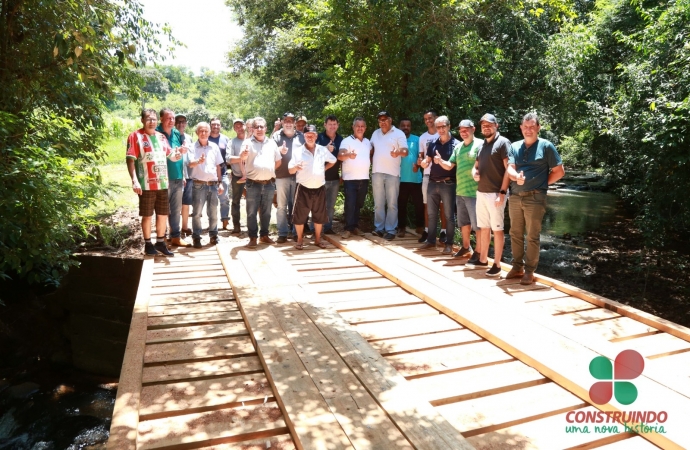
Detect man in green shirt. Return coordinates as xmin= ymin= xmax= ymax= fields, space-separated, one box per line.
xmin=437 ymin=119 xmax=483 ymax=258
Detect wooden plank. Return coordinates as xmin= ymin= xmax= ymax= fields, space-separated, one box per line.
xmin=146 ymin=323 xmax=248 ymax=343
xmin=331 ymin=295 xmax=424 ymax=312
xmin=150 ymin=282 xmax=231 ymax=296
xmin=576 ymin=316 xmax=657 ymax=341
xmin=194 ymin=434 xmax=296 ymax=450
xmin=354 ymin=314 xmax=463 ymax=341
xmin=108 ymin=259 xmax=154 ymax=450
xmin=151 ymin=275 xmax=230 ymax=288
xmin=144 ymin=336 xmax=255 ymax=364
xmin=303 ymin=270 xmax=384 ymax=284
xmin=310 ymin=277 xmax=397 ymax=294
xmin=339 ymin=303 xmax=439 ymax=324
xmin=148 ymin=289 xmax=234 ymax=306
xmin=147 ymin=311 xmax=243 ymax=328
xmin=436 ymin=382 xmax=586 ymax=435
xmin=610 ymin=332 xmax=690 ymax=358
xmin=295 ymin=260 xmax=365 ymax=271
xmin=289 ymin=255 xmax=354 ymax=265
xmin=566 ymin=307 xmax=622 ymax=325
xmin=510 ymin=289 xmax=572 ymax=302
xmin=147 ymin=300 xmax=238 ymax=317
xmin=136 ymin=402 xmax=287 ymax=450
xmin=152 ymin=259 xmax=223 ymax=268
xmin=139 ymin=374 xmax=273 ymax=417
xmin=152 ymin=269 xmax=227 ymax=281
xmin=525 ymin=297 xmax=598 ymax=315
xmin=153 ymin=264 xmax=225 ymax=274
xmin=318 ymin=286 xmax=407 ymax=303
xmin=142 ymin=356 xmax=263 ymax=384
xmin=300 ymin=266 xmax=373 ymax=277
xmin=649 ymin=350 xmax=690 ymax=375
xmin=370 ymin=329 xmax=481 ymax=356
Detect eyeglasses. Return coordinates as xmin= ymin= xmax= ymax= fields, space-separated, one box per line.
xmin=254 ymin=125 xmax=266 ymax=129
xmin=436 ymin=124 xmax=449 ymax=129
xmin=144 ymin=117 xmax=157 ymax=122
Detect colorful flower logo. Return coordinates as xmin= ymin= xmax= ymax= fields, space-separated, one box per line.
xmin=589 ymin=350 xmax=644 ymax=405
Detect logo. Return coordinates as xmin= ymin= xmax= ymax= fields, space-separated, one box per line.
xmin=589 ymin=350 xmax=644 ymax=405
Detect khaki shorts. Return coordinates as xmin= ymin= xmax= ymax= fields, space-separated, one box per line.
xmin=476 ymin=191 xmax=506 ymax=231
xmin=139 ymin=189 xmax=170 ymax=217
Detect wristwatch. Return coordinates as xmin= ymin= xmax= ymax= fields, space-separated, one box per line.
xmin=499 ymin=190 xmax=507 ymax=195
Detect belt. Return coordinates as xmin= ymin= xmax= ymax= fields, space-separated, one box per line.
xmin=248 ymin=178 xmax=275 ymax=185
xmin=193 ymin=180 xmax=219 ymax=185
xmin=430 ymin=178 xmax=455 ymax=184
xmin=514 ymin=189 xmax=544 ymax=196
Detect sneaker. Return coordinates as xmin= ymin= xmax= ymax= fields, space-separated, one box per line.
xmin=439 ymin=230 xmax=447 ymax=243
xmin=453 ymin=247 xmax=471 ymax=258
xmin=466 ymin=256 xmax=488 ymax=268
xmin=144 ymin=243 xmax=158 ymax=256
xmin=485 ymin=263 xmax=502 ymax=277
xmin=383 ymin=233 xmax=395 ymax=241
xmin=324 ymin=229 xmax=336 ymax=235
xmin=442 ymin=244 xmax=453 ymax=254
xmin=209 ymin=236 xmax=219 ymax=245
xmin=417 ymin=231 xmax=428 ymax=243
xmin=277 ymin=236 xmax=288 ymax=244
xmin=520 ymin=272 xmax=535 ymax=285
xmin=193 ymin=238 xmax=203 ymax=249
xmin=505 ymin=267 xmax=525 ymax=279
xmin=419 ymin=242 xmax=435 ymax=250
xmin=396 ymin=229 xmax=406 ymax=238
xmin=154 ymin=242 xmax=174 ymax=257
xmin=341 ymin=230 xmax=351 ymax=239
xmin=372 ymin=230 xmax=385 ymax=238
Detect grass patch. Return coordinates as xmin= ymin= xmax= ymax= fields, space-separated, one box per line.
xmin=93 ymin=136 xmax=137 ymax=215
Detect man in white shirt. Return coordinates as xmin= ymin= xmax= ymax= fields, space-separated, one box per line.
xmin=239 ymin=117 xmax=282 ymax=248
xmin=187 ymin=122 xmax=225 ymax=249
xmin=338 ymin=117 xmax=372 ymax=239
xmin=370 ymin=110 xmax=408 ymax=240
xmin=288 ymin=125 xmax=337 ymax=249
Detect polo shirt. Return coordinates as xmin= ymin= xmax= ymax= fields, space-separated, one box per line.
xmin=476 ymin=132 xmax=511 ymax=193
xmin=180 ymin=132 xmax=193 ymax=179
xmin=208 ymin=134 xmax=230 ymax=177
xmin=370 ymin=125 xmax=408 ymax=177
xmin=244 ymin=136 xmax=282 ymax=181
xmin=289 ymin=144 xmax=338 ymax=189
xmin=508 ymin=138 xmax=563 ymax=193
xmin=449 ymin=137 xmax=482 ymax=197
xmin=419 ymin=131 xmax=438 ymax=175
xmin=316 ymin=132 xmax=343 ymax=181
xmin=189 ymin=141 xmax=224 ymax=182
xmin=156 ymin=125 xmax=184 ymax=180
xmin=427 ymin=136 xmax=460 ymax=182
xmin=400 ymin=134 xmax=422 ymax=183
xmin=228 ymin=136 xmax=245 ymax=177
xmin=340 ymin=136 xmax=372 ymax=180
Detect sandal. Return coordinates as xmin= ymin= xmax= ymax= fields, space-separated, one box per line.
xmin=294 ymin=243 xmax=304 ymax=250
xmin=315 ymin=241 xmax=328 ymax=249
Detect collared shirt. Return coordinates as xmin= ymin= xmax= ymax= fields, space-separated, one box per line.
xmin=126 ymin=129 xmax=172 ymax=190
xmin=509 ymin=138 xmax=562 ymax=193
xmin=340 ymin=135 xmax=372 ymax=180
xmin=427 ymin=135 xmax=460 ymax=182
xmin=288 ymin=144 xmax=338 ymax=189
xmin=476 ymin=131 xmax=511 ymax=193
xmin=371 ymin=125 xmax=408 ymax=177
xmin=228 ymin=136 xmax=245 ymax=177
xmin=180 ymin=132 xmax=193 ymax=179
xmin=273 ymin=130 xmax=305 ymax=179
xmin=189 ymin=141 xmax=224 ymax=182
xmin=316 ymin=132 xmax=343 ymax=181
xmin=156 ymin=125 xmax=184 ymax=180
xmin=244 ymin=135 xmax=281 ymax=181
xmin=208 ymin=134 xmax=230 ymax=177
xmin=400 ymin=134 xmax=422 ymax=183
xmin=419 ymin=131 xmax=438 ymax=176
xmin=450 ymin=137 xmax=483 ymax=197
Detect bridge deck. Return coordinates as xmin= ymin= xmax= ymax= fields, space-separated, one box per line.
xmin=108 ymin=231 xmax=690 ymax=449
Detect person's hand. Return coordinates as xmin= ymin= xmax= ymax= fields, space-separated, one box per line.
xmin=295 ymin=160 xmax=304 ymax=171
xmin=433 ymin=150 xmax=442 ymax=165
xmin=178 ymin=145 xmax=188 ymax=154
xmin=348 ymin=148 xmax=357 ymax=159
xmin=183 ymin=179 xmax=186 ymax=188
xmin=280 ymin=142 xmax=288 ymax=155
xmin=495 ymin=193 xmax=505 ymax=208
xmin=217 ymin=183 xmax=224 ymax=195
xmin=390 ymin=148 xmax=400 ymax=158
xmin=132 ymin=180 xmax=142 ymax=195
xmin=327 ymin=140 xmax=334 ymax=153
xmin=473 ymin=170 xmax=480 ymax=182
xmin=272 ymin=193 xmax=278 ymax=208
xmin=516 ymin=171 xmax=525 ymax=185
xmin=240 ymin=145 xmax=249 ymax=161
xmin=198 ymin=152 xmax=206 ymax=164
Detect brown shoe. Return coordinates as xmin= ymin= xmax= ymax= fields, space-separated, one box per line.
xmin=419 ymin=242 xmax=435 ymax=250
xmin=231 ymin=226 xmax=241 ymax=234
xmin=259 ymin=236 xmax=275 ymax=245
xmin=520 ymin=272 xmax=535 ymax=285
xmin=222 ymin=220 xmax=229 ymax=230
xmin=169 ymin=237 xmax=191 ymax=248
xmin=397 ymin=229 xmax=406 ymax=238
xmin=352 ymin=228 xmax=361 ymax=236
xmin=246 ymin=238 xmax=258 ymax=248
xmin=506 ymin=267 xmax=525 ymax=279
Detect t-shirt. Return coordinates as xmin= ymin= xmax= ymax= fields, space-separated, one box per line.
xmin=228 ymin=136 xmax=245 ymax=177
xmin=370 ymin=126 xmax=408 ymax=177
xmin=400 ymin=134 xmax=422 ymax=183
xmin=208 ymin=134 xmax=230 ymax=177
xmin=156 ymin=125 xmax=184 ymax=180
xmin=508 ymin=138 xmax=563 ymax=193
xmin=316 ymin=132 xmax=343 ymax=181
xmin=449 ymin=137 xmax=482 ymax=197
xmin=419 ymin=131 xmax=438 ymax=176
xmin=427 ymin=136 xmax=459 ymax=182
xmin=244 ymin=136 xmax=282 ymax=181
xmin=289 ymin=144 xmax=338 ymax=189
xmin=273 ymin=130 xmax=305 ymax=179
xmin=189 ymin=141 xmax=224 ymax=182
xmin=181 ymin=132 xmax=193 ymax=179
xmin=340 ymin=135 xmax=372 ymax=180
xmin=476 ymin=132 xmax=511 ymax=193
xmin=126 ymin=129 xmax=172 ymax=190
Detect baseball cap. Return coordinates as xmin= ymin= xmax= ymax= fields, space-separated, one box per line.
xmin=479 ymin=114 xmax=498 ymax=124
xmin=304 ymin=124 xmax=318 ymax=134
xmin=377 ymin=111 xmax=391 ymax=119
xmin=283 ymin=112 xmax=296 ymax=119
xmin=175 ymin=114 xmax=187 ymax=121
xmin=233 ymin=118 xmax=245 ymax=124
xmin=458 ymin=119 xmax=474 ymax=128
xmin=297 ymin=115 xmax=308 ymax=123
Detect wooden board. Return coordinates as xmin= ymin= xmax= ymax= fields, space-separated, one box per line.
xmin=370 ymin=329 xmax=481 ymax=356
xmin=147 ymin=300 xmax=238 ymax=317
xmin=525 ymin=297 xmax=598 ymax=315
xmin=142 ymin=356 xmax=263 ymax=384
xmin=310 ymin=277 xmax=397 ymax=294
xmin=152 ymin=269 xmax=227 ymax=279
xmin=151 ymin=275 xmax=230 ymax=288
xmin=338 ymin=303 xmax=439 ymax=324
xmin=300 ymin=266 xmax=374 ymax=277
xmin=329 ymin=295 xmax=424 ymax=312
xmin=146 ymin=323 xmax=248 ymax=344
xmin=144 ymin=336 xmax=255 ymax=364
xmin=147 ymin=311 xmax=242 ymax=328
xmin=318 ymin=286 xmax=409 ymax=303
xmin=303 ymin=271 xmax=384 ymax=284
xmin=576 ymin=317 xmax=657 ymax=341
xmin=354 ymin=315 xmax=463 ymax=341
xmin=150 ymin=282 xmax=232 ymax=296
xmin=194 ymin=434 xmax=296 ymax=450
xmin=148 ymin=289 xmax=234 ymax=306
xmin=566 ymin=308 xmax=622 ymax=325
xmin=610 ymin=332 xmax=690 ymax=358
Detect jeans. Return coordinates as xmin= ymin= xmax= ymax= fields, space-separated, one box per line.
xmin=218 ymin=174 xmax=230 ymax=221
xmin=245 ymin=179 xmax=275 ymax=239
xmin=398 ymin=182 xmax=424 ymax=229
xmin=509 ymin=191 xmax=547 ymax=273
xmin=275 ymin=177 xmax=297 ymax=237
xmin=372 ymin=172 xmax=400 ymax=234
xmin=426 ymin=181 xmax=456 ymax=244
xmin=231 ymin=175 xmax=244 ymax=228
xmin=192 ymin=183 xmax=219 ymax=239
xmin=167 ymin=179 xmax=184 ymax=238
xmin=343 ymin=179 xmax=369 ymax=231
xmin=324 ymin=179 xmax=340 ymax=231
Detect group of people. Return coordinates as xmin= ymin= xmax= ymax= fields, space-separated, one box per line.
xmin=125 ymin=107 xmax=564 ymax=284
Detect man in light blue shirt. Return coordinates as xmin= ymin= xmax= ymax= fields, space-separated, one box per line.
xmin=396 ymin=118 xmax=423 ymax=238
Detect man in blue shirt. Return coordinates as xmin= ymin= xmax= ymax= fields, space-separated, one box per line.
xmin=396 ymin=118 xmax=423 ymax=238
xmin=506 ymin=113 xmax=565 ymax=284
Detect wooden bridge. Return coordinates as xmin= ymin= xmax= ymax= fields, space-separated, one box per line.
xmin=106 ymin=230 xmax=690 ymax=450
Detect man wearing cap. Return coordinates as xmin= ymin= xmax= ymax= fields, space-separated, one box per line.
xmin=156 ymin=108 xmax=190 ymax=248
xmin=419 ymin=115 xmax=458 ymax=254
xmin=209 ymin=117 xmax=231 ymax=230
xmin=506 ymin=113 xmax=565 ymax=284
xmin=338 ymin=117 xmax=372 ymax=239
xmin=370 ymin=110 xmax=408 ymax=240
xmin=316 ymin=115 xmax=343 ymax=235
xmin=288 ymin=125 xmax=337 ymax=249
xmin=417 ymin=109 xmax=447 ymax=243
xmin=226 ymin=118 xmax=247 ymax=234
xmin=435 ymin=119 xmax=483 ymax=258
xmin=397 ymin=118 xmax=423 ymax=238
xmin=176 ymin=114 xmax=194 ymax=237
xmin=272 ymin=112 xmax=305 ymax=243
xmin=240 ymin=117 xmax=282 ymax=248
xmin=469 ymin=113 xmax=512 ymax=277
xmin=296 ymin=116 xmax=308 ymax=133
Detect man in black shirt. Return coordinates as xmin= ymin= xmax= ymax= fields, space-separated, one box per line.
xmin=316 ymin=115 xmax=343 ymax=235
xmin=272 ymin=112 xmax=305 ymax=243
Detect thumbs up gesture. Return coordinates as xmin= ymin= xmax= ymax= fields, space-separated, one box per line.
xmin=433 ymin=150 xmax=442 ymax=165
xmin=327 ymin=140 xmax=334 ymax=152
xmin=280 ymin=142 xmax=288 ymax=155
xmin=516 ymin=170 xmax=526 ymax=185
xmin=198 ymin=152 xmax=206 ymax=164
